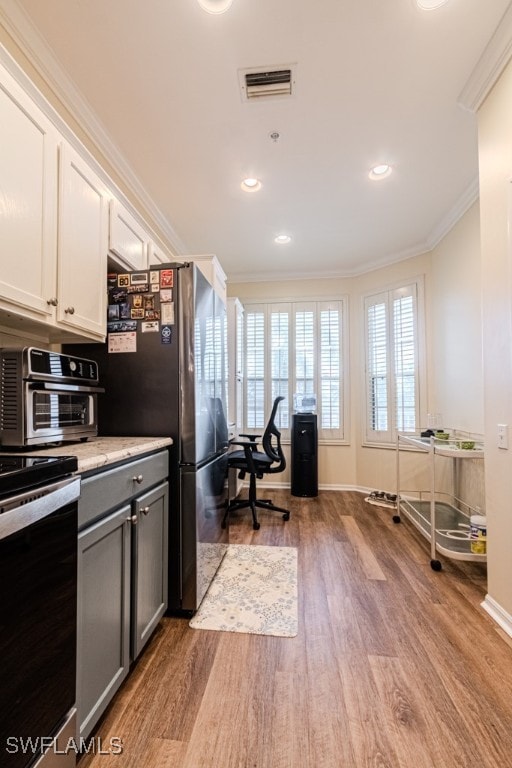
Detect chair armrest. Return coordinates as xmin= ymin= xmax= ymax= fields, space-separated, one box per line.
xmin=231 ymin=440 xmax=260 ymax=449
xmin=239 ymin=432 xmax=262 ymax=442
xmin=229 ymin=440 xmax=259 ymax=474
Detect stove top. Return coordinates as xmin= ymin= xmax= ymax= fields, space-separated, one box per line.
xmin=0 ymin=454 xmax=78 ymax=499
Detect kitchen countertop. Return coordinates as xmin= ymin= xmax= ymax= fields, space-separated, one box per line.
xmin=18 ymin=436 xmax=172 ymax=473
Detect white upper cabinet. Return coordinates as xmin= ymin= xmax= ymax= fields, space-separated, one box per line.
xmin=0 ymin=61 xmax=108 ymax=342
xmin=109 ymin=199 xmax=148 ymax=270
xmin=57 ymin=143 xmax=109 ymax=339
xmin=0 ymin=66 xmax=58 ymax=321
xmin=148 ymin=240 xmax=172 ymax=265
xmin=186 ymin=254 xmax=227 ymax=304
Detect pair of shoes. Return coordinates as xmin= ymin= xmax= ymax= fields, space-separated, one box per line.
xmin=369 ymin=490 xmax=386 ymax=499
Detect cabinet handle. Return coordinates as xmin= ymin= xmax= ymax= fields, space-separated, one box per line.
xmin=133 ymin=474 xmax=144 ymax=484
xmin=46 ymin=298 xmax=58 ymax=307
xmin=140 ymin=506 xmax=150 ymax=516
xmin=64 ymin=306 xmax=75 ymax=315
xmin=126 ymin=514 xmax=138 ymax=525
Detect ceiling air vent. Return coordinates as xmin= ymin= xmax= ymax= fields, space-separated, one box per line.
xmin=238 ymin=65 xmax=296 ymax=101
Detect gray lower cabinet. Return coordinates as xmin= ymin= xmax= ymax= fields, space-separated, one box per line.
xmin=77 ymin=450 xmax=169 ymax=741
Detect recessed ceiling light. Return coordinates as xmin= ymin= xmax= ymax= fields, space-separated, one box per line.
xmin=197 ymin=0 xmax=233 ymax=14
xmin=369 ymin=164 xmax=392 ymax=181
xmin=275 ymin=234 xmax=291 ymax=244
xmin=241 ymin=177 xmax=262 ymax=192
xmin=416 ymin=0 xmax=448 ymax=9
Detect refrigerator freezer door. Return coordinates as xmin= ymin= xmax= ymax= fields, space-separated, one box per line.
xmin=180 ymin=452 xmax=229 ymax=612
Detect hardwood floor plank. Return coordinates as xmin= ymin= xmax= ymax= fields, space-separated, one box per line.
xmin=368 ymin=654 xmax=447 ymax=768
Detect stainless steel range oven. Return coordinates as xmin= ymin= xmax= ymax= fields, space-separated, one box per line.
xmin=0 ymin=348 xmax=103 ymax=448
xmin=0 ymin=454 xmax=80 ymax=768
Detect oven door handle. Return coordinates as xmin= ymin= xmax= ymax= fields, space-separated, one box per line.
xmin=28 ymin=381 xmax=105 ymax=394
xmin=0 ymin=475 xmax=80 ymax=540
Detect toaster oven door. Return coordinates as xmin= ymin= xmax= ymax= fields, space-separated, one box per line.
xmin=24 ymin=384 xmax=98 ymax=445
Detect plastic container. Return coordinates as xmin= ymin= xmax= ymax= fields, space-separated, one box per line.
xmin=470 ymin=514 xmax=487 ymax=555
xmin=293 ymin=393 xmax=317 ymax=413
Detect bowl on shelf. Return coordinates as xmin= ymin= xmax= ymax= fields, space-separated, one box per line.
xmin=436 ymin=432 xmax=450 ymax=440
xmin=458 ymin=440 xmax=475 ymax=450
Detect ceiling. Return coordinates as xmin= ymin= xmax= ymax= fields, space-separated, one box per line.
xmin=1 ymin=0 xmax=511 ymax=281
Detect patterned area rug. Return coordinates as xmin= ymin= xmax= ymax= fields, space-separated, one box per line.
xmin=189 ymin=544 xmax=298 ymax=637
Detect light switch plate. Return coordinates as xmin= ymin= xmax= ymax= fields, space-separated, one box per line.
xmin=498 ymin=423 xmax=508 ymax=449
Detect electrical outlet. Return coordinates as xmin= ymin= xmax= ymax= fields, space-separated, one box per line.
xmin=498 ymin=423 xmax=509 ymax=449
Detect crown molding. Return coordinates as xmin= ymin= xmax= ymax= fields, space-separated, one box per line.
xmin=425 ymin=176 xmax=479 ymax=250
xmin=0 ymin=0 xmax=188 ymax=256
xmin=458 ymin=2 xmax=512 ymax=112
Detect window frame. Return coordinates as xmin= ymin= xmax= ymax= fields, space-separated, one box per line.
xmin=362 ymin=276 xmax=426 ymax=447
xmin=241 ymin=296 xmax=349 ymax=444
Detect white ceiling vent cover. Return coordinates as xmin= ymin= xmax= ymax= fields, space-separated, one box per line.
xmin=238 ymin=65 xmax=296 ymax=101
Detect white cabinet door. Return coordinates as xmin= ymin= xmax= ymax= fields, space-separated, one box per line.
xmin=186 ymin=255 xmax=227 ymax=303
xmin=0 ymin=67 xmax=58 ymax=319
xmin=57 ymin=143 xmax=109 ymax=339
xmin=148 ymin=240 xmax=171 ymax=265
xmin=109 ymin=199 xmax=148 ymax=270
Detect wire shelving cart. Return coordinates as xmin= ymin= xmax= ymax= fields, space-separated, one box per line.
xmin=395 ymin=432 xmax=486 ymax=571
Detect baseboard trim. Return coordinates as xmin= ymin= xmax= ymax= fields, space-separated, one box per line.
xmin=238 ymin=481 xmax=367 ymax=493
xmin=481 ymin=594 xmax=512 ymax=639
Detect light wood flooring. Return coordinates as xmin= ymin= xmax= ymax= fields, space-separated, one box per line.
xmin=79 ymin=490 xmax=512 ymax=768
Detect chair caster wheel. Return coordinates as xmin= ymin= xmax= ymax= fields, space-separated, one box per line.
xmin=430 ymin=559 xmax=442 ymax=572
xmin=253 ymin=522 xmax=261 ymax=530
xmin=392 ymin=515 xmax=401 ymax=524
xmin=283 ymin=512 xmax=290 ymax=521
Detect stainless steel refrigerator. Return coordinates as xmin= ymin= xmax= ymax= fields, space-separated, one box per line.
xmin=67 ymin=262 xmax=229 ymax=614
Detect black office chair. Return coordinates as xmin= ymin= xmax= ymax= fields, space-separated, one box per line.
xmin=222 ymin=396 xmax=290 ymax=530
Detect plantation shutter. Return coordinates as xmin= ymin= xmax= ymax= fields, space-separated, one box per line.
xmin=365 ymin=284 xmax=418 ymax=443
xmin=245 ymin=307 xmax=265 ymax=429
xmin=319 ymin=304 xmax=341 ymax=432
xmin=271 ymin=307 xmax=290 ymax=429
xmin=243 ymin=299 xmax=345 ymax=441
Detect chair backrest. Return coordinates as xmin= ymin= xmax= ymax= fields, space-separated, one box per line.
xmin=261 ymin=396 xmax=286 ymax=473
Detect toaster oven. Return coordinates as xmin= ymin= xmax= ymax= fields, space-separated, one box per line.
xmin=0 ymin=347 xmax=104 ymax=447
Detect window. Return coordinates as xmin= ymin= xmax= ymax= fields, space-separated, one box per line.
xmin=243 ymin=299 xmax=346 ymax=441
xmin=364 ymin=280 xmax=423 ymax=444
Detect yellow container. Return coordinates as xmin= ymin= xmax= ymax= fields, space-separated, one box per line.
xmin=470 ymin=515 xmax=487 ymax=555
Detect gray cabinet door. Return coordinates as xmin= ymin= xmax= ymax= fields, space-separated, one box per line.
xmin=77 ymin=504 xmax=131 ymax=740
xmin=131 ymin=481 xmax=169 ymax=659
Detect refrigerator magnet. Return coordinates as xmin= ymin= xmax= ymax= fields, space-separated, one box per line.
xmin=141 ymin=321 xmax=159 ymax=333
xmin=160 ymin=288 xmax=173 ymax=302
xmin=161 ymin=302 xmax=175 ymax=325
xmin=150 ymin=270 xmax=160 ymax=285
xmin=161 ymin=325 xmax=172 ymax=344
xmin=160 ymin=269 xmax=173 ymax=288
xmin=130 ymin=272 xmax=149 ymax=285
xmin=118 ymin=274 xmax=130 ymax=287
xmin=119 ymin=302 xmax=130 ymax=319
xmin=108 ymin=331 xmax=137 ymax=353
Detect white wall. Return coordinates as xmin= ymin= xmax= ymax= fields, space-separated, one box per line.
xmin=478 ymin=57 xmax=512 ymax=619
xmin=430 ymin=202 xmax=484 ymax=435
